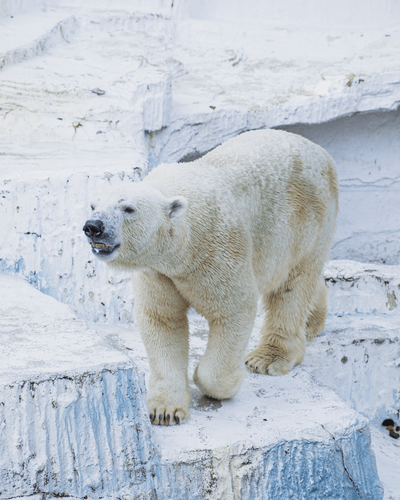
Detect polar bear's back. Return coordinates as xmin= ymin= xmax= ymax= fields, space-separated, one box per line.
xmin=149 ymin=129 xmax=337 ymax=217
xmin=200 ymin=129 xmax=335 ymax=193
xmin=146 ymin=129 xmax=338 ymax=291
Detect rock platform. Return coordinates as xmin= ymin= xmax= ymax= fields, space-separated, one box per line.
xmin=0 ymin=275 xmax=384 ymax=499
xmin=0 ymin=276 xmax=156 ymax=499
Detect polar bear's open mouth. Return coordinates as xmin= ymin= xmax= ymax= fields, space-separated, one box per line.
xmin=90 ymin=242 xmax=120 ymax=256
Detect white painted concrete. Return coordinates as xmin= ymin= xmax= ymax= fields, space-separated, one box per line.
xmin=303 ymin=314 xmax=400 ymax=424
xmin=371 ymin=426 xmax=400 ymax=500
xmin=152 ymin=368 xmax=383 ymax=500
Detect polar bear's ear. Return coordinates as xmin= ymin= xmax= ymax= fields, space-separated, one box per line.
xmin=167 ymin=196 xmax=188 ymax=219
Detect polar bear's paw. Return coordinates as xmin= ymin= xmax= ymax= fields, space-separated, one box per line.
xmin=193 ymin=363 xmax=244 ymax=400
xmin=245 ymin=347 xmax=297 ymax=376
xmin=148 ymin=401 xmax=190 ymax=426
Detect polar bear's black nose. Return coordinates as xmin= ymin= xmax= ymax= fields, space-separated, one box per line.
xmin=83 ymin=220 xmax=104 ymax=238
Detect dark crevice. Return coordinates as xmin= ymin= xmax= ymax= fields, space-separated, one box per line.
xmin=321 ymin=424 xmax=362 ymax=498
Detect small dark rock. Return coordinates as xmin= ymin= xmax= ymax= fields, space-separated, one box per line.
xmin=382 ymin=418 xmax=395 ymax=427
xmin=341 ymin=356 xmax=348 ymax=364
xmin=396 ymin=426 xmax=400 ymax=432
xmin=389 ymin=430 xmax=399 ymax=439
xmin=91 ymin=88 xmax=105 ymax=96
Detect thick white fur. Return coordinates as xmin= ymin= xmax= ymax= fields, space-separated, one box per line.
xmin=94 ymin=130 xmax=339 ymax=426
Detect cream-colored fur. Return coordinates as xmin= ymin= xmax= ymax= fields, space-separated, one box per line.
xmin=87 ymin=129 xmax=339 ymax=426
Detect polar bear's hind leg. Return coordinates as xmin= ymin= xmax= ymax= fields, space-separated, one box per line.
xmin=245 ymin=261 xmax=322 ymax=376
xmin=305 ymin=277 xmax=327 ymax=341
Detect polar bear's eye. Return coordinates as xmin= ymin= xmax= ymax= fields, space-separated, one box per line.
xmin=123 ymin=206 xmax=135 ymax=214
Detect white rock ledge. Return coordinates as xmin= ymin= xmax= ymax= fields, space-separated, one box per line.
xmin=0 ymin=276 xmax=383 ymax=499
xmin=152 ymin=369 xmax=383 ymax=500
xmin=325 ymin=260 xmax=400 ymax=316
xmin=303 ymin=314 xmax=400 ymax=425
xmin=0 ymin=276 xmax=156 ymax=499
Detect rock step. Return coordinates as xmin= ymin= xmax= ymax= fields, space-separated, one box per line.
xmin=0 ymin=12 xmax=74 ymax=69
xmin=370 ymin=426 xmax=400 ymax=500
xmin=325 ymin=260 xmax=400 ymax=316
xmin=0 ymin=275 xmax=156 ymax=499
xmin=151 ymin=368 xmax=383 ymax=500
xmin=98 ymin=305 xmax=400 ymax=499
xmin=302 ymin=313 xmax=400 ymax=425
xmin=0 ymin=276 xmax=383 ymax=499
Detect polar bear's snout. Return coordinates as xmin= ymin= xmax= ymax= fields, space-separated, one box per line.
xmin=83 ymin=219 xmax=104 ymax=238
xmin=83 ymin=212 xmax=122 ymax=260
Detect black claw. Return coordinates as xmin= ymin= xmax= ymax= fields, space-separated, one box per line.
xmin=255 ymin=366 xmax=259 ymax=370
xmin=250 ymin=364 xmax=253 ymax=368
xmin=159 ymin=413 xmax=163 ymax=421
xmin=245 ymin=360 xmax=248 ymax=365
xmin=175 ymin=416 xmax=180 ymax=425
xmin=166 ymin=414 xmax=171 ymax=422
xmin=149 ymin=413 xmax=153 ymax=421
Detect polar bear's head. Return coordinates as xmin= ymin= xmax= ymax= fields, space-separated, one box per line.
xmin=83 ymin=182 xmax=188 ymax=269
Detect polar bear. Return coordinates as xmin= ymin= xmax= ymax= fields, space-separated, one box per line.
xmin=83 ymin=129 xmax=338 ymax=426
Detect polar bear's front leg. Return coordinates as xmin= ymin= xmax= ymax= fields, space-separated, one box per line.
xmin=193 ymin=305 xmax=257 ymax=400
xmin=132 ymin=271 xmax=191 ymax=425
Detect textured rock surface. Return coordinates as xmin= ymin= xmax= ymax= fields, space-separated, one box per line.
xmin=95 ymin=316 xmax=384 ymax=500
xmin=325 ymin=260 xmax=400 ymax=316
xmin=371 ymin=426 xmax=400 ymax=500
xmin=0 ymin=275 xmax=156 ymax=499
xmin=152 ymin=369 xmax=383 ymax=500
xmin=0 ymin=276 xmax=384 ymax=499
xmin=302 ymin=314 xmax=400 ymax=424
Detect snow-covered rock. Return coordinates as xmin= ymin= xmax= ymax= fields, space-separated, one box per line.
xmin=370 ymin=427 xmax=400 ymax=500
xmin=152 ymin=368 xmax=383 ymax=500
